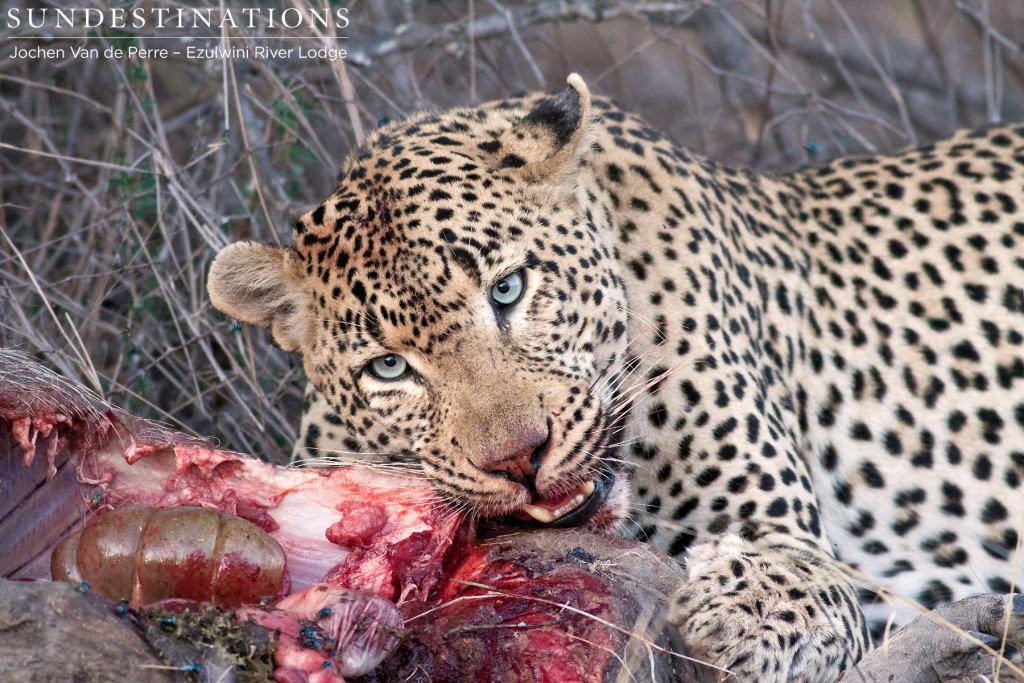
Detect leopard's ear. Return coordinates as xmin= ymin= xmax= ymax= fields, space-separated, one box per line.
xmin=207 ymin=241 xmax=309 ymax=353
xmin=489 ymin=73 xmax=593 ymax=183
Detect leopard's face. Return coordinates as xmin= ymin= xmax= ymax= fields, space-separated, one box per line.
xmin=210 ymin=78 xmax=632 ymax=527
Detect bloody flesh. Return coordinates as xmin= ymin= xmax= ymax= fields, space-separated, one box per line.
xmin=0 ymin=352 xmax=690 ymax=682
xmin=1 ymin=383 xmax=462 ymax=602
xmin=50 ymin=505 xmax=289 ymax=608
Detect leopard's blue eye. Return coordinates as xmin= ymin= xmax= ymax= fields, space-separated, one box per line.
xmin=491 ymin=271 xmax=524 ymax=307
xmin=368 ymin=354 xmax=408 ymax=380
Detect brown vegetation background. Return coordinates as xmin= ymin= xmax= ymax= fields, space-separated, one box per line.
xmin=1 ymin=0 xmax=1023 ymax=464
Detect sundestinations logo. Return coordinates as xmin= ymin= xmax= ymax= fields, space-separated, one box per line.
xmin=5 ymin=4 xmax=353 ymax=62
xmin=5 ymin=6 xmax=350 ymax=31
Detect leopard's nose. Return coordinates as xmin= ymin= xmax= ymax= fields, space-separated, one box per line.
xmin=479 ymin=423 xmax=551 ymax=487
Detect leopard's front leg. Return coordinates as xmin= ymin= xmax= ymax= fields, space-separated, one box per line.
xmin=600 ymin=138 xmax=880 ymax=680
xmin=669 ymin=534 xmax=867 ymax=683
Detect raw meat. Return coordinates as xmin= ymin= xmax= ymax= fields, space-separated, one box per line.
xmin=0 ymin=350 xmax=690 ymax=682
xmin=50 ymin=505 xmax=288 ymax=608
xmin=0 ymin=350 xmax=461 ymax=603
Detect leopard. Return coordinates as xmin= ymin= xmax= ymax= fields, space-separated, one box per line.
xmin=208 ymin=74 xmax=1024 ymax=682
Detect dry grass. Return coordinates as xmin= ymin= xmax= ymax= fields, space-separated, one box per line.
xmin=1 ymin=0 xmax=1023 ymax=465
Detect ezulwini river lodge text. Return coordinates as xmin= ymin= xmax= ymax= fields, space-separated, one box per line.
xmin=9 ymin=44 xmax=348 ymax=62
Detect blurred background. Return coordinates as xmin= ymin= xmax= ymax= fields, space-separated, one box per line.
xmin=2 ymin=0 xmax=1023 ymax=463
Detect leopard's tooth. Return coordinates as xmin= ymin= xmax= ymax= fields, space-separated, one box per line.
xmin=521 ymin=503 xmax=555 ymax=524
xmin=581 ymin=480 xmax=595 ymax=497
xmin=553 ymin=493 xmax=587 ymax=518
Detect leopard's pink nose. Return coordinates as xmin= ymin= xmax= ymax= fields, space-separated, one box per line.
xmin=477 ymin=424 xmax=550 ymax=486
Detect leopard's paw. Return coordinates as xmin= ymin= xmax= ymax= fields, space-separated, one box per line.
xmin=669 ymin=535 xmax=865 ymax=683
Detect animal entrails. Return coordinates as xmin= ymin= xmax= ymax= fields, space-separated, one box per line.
xmin=209 ymin=74 xmax=1024 ymax=681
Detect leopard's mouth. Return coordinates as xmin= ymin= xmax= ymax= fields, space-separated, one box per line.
xmin=485 ymin=465 xmax=616 ymax=530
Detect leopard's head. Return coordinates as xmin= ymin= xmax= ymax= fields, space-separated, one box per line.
xmin=209 ymin=76 xmax=631 ymax=529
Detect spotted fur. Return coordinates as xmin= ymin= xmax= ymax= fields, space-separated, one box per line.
xmin=209 ymin=75 xmax=1024 ymax=681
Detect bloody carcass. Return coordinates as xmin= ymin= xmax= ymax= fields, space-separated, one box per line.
xmin=0 ymin=351 xmax=691 ymax=682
